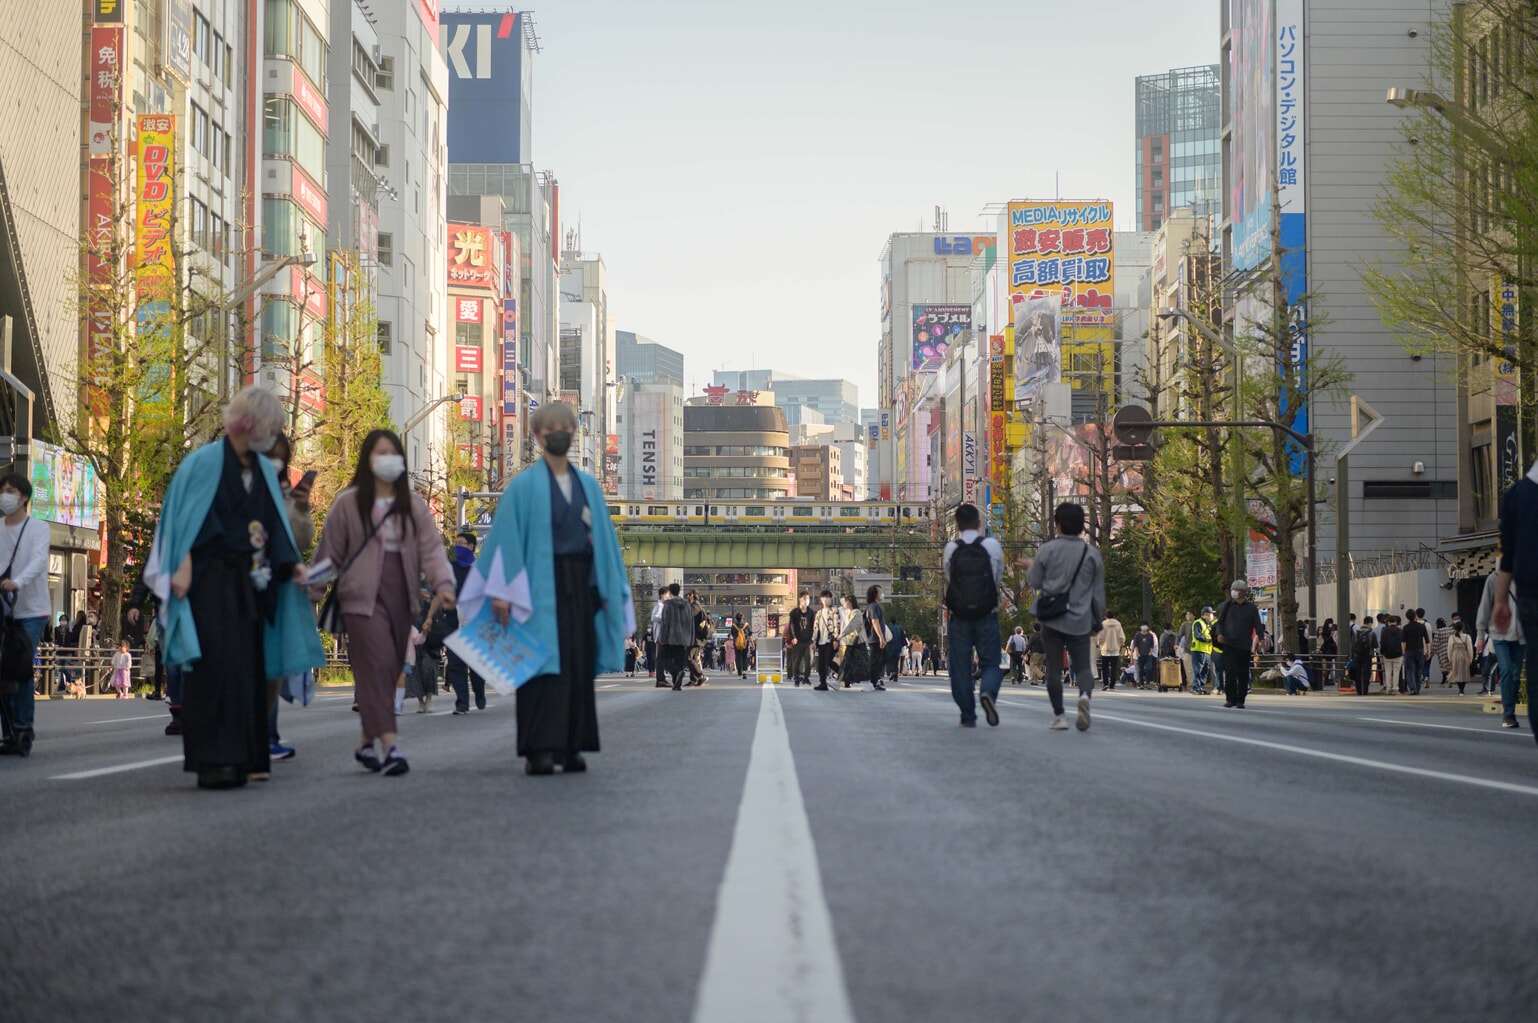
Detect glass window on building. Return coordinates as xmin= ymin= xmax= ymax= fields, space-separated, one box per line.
xmin=262 ymin=197 xmax=326 ymax=258
xmin=263 ymin=97 xmax=327 ymax=186
xmin=264 ymin=0 xmax=327 ymax=90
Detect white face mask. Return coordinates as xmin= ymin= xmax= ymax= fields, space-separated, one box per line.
xmin=371 ymin=454 xmax=406 ymax=483
xmin=262 ymin=455 xmax=285 ymax=475
xmin=1230 ymin=590 xmax=1242 ymax=600
xmin=0 ymin=493 xmax=21 ymax=516
xmin=249 ymin=434 xmax=278 ymax=454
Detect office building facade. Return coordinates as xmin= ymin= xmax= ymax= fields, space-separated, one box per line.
xmin=1135 ymin=64 xmax=1222 ymax=232
xmin=616 ymin=330 xmax=684 ymax=387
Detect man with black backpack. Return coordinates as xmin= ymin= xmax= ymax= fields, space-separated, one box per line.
xmin=942 ymin=504 xmax=1005 ymax=727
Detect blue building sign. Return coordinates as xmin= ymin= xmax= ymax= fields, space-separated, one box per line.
xmin=444 ymin=11 xmax=532 ymax=165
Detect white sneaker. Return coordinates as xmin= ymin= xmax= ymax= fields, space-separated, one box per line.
xmin=1049 ymin=715 xmax=1069 ymax=730
xmin=1076 ymin=696 xmax=1092 ymax=732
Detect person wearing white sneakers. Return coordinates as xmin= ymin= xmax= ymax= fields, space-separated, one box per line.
xmin=1026 ymin=502 xmax=1105 ymax=732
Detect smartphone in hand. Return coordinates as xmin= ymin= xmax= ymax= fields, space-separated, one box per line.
xmin=298 ymin=469 xmax=318 ymax=489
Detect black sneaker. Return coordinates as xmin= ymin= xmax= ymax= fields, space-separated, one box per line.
xmin=980 ymin=693 xmax=999 ymax=727
xmin=381 ymin=749 xmax=409 ymax=776
xmin=561 ymin=751 xmax=587 ymax=773
xmin=1502 ymin=716 xmax=1520 ymax=729
xmin=525 ymin=752 xmax=555 ymax=775
xmin=355 ymin=745 xmax=383 ymax=772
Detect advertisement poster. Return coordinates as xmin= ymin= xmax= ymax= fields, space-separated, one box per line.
xmin=163 ymin=0 xmax=193 ymax=83
xmin=1246 ymin=500 xmax=1278 ymax=590
xmin=1012 ymin=295 xmax=1061 ymax=405
xmin=29 ymin=441 xmax=103 ymax=530
xmin=135 ymin=113 xmax=176 ymax=363
xmin=1005 ymin=200 xmax=1115 ymax=327
xmin=911 ymin=304 xmax=970 ymax=372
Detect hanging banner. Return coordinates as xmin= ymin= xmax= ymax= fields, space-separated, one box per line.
xmin=911 ymin=304 xmax=970 ymax=372
xmin=88 ymin=26 xmax=124 ymax=155
xmin=135 ymin=115 xmax=176 ymax=303
xmin=1012 ymin=295 xmax=1061 ymax=406
xmin=1005 ymin=200 xmax=1115 ymax=327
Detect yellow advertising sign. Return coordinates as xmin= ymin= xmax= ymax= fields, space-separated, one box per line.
xmin=1005 ymin=200 xmax=1115 ymax=327
xmin=135 ymin=114 xmax=176 ymax=302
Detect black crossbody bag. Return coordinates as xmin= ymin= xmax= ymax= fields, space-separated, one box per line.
xmin=0 ymin=520 xmax=35 ymax=687
xmin=1035 ymin=544 xmax=1088 ymax=622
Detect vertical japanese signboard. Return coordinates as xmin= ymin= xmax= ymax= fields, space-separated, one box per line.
xmin=135 ymin=115 xmax=176 ymax=312
xmin=1275 ymin=0 xmax=1308 ymax=468
xmin=989 ymin=337 xmax=1007 ymax=487
xmin=88 ymin=26 xmax=123 ymax=156
xmin=448 ymin=223 xmax=499 ymax=292
xmin=1495 ymin=277 xmax=1521 ymax=494
xmin=911 ymin=305 xmax=970 ymax=372
xmin=1230 ymin=0 xmax=1274 ymax=272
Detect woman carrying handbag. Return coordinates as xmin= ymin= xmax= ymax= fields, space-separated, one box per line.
xmin=311 ymin=430 xmax=457 ymax=776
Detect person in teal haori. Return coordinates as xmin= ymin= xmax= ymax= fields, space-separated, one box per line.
xmin=457 ymin=402 xmax=634 ymax=776
xmin=145 ymin=386 xmax=326 ymax=790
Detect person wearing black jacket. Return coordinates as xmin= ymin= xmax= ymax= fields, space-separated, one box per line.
xmin=1213 ymin=580 xmax=1265 ymax=708
xmin=687 ymin=592 xmax=709 ymax=686
xmin=1402 ymin=610 xmax=1430 ymax=696
xmin=444 ymin=529 xmax=487 ymax=714
xmin=787 ymin=592 xmax=815 ymax=685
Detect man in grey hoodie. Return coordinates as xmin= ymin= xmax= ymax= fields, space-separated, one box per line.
xmin=1026 ymin=502 xmax=1107 ymax=732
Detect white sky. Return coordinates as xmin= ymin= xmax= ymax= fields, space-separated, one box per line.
xmin=534 ymin=0 xmax=1222 ymax=405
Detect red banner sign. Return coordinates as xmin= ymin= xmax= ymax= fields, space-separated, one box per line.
xmin=460 ymin=396 xmax=483 ymax=421
xmin=454 ymin=346 xmax=483 ymax=373
xmin=455 ymin=297 xmax=482 ymax=323
xmin=290 ymin=68 xmax=328 ymax=134
xmin=88 ymin=26 xmax=123 ymax=156
xmin=290 ymin=163 xmax=327 ymax=227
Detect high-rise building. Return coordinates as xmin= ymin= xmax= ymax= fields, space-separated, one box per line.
xmin=559 ymin=251 xmax=616 ymax=485
xmin=1221 ymin=0 xmax=1457 ymax=601
xmin=364 ymin=3 xmax=451 ymax=471
xmin=7 ymin=4 xmax=80 ymax=431
xmin=616 ymin=330 xmax=684 ymax=388
xmin=444 ymin=10 xmax=556 ymax=473
xmin=257 ymin=0 xmax=334 ymax=429
xmin=877 ymin=232 xmax=991 ymax=502
xmin=711 ymin=369 xmax=859 ymax=426
xmin=615 ymin=379 xmax=684 ymax=502
xmin=1135 ymin=64 xmax=1222 ymax=233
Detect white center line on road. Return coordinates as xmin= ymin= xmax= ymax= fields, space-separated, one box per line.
xmin=87 ymin=714 xmax=170 ymax=724
xmin=52 ymin=755 xmax=183 ymax=781
xmin=1095 ymin=712 xmax=1538 ymax=798
xmin=1358 ymin=716 xmax=1526 ymax=737
xmin=692 ymin=681 xmax=857 ymax=1023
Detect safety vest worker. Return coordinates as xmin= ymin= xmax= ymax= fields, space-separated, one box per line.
xmin=1191 ymin=613 xmax=1216 ymax=655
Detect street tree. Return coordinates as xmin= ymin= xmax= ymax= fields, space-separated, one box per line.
xmin=1232 ymin=196 xmax=1348 ymax=654
xmin=1365 ymin=2 xmax=1537 ymax=449
xmin=67 ymin=143 xmax=233 ymax=641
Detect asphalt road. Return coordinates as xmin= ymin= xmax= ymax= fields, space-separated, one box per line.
xmin=3 ymin=674 xmax=1536 ymax=1022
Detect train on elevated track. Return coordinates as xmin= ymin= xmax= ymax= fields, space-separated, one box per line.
xmin=608 ymin=500 xmax=934 ymax=528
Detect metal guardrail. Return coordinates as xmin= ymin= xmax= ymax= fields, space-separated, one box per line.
xmin=33 ymin=645 xmax=354 ymax=696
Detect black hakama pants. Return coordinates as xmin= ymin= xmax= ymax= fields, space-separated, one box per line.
xmin=517 ymin=552 xmax=599 ymax=757
xmin=182 ymin=551 xmax=269 ymax=778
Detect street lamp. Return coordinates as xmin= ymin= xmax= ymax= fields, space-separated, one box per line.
xmin=222 ymin=249 xmax=318 ymax=399
xmin=402 ymin=390 xmax=468 ymax=436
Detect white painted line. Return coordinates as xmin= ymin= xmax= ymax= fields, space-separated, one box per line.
xmin=52 ymin=755 xmax=183 ymax=781
xmin=600 ymin=684 xmax=622 ymax=689
xmin=1358 ymin=716 xmax=1526 ymax=737
xmin=87 ymin=714 xmax=170 ymax=724
xmin=1095 ymin=712 xmax=1538 ymax=798
xmin=692 ymin=681 xmax=857 ymax=1023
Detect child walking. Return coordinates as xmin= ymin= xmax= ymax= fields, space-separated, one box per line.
xmin=111 ymin=640 xmax=133 ymax=698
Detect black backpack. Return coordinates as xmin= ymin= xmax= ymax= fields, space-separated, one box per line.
xmin=945 ymin=537 xmax=997 ymax=621
xmin=1380 ymin=627 xmax=1403 ymax=659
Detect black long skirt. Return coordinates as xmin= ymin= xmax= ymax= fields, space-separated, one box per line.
xmin=182 ymin=551 xmax=269 ymax=776
xmin=517 ymin=553 xmax=599 ymax=757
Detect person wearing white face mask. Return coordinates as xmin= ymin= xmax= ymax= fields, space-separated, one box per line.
xmin=0 ymin=474 xmax=51 ymax=757
xmin=309 ymin=429 xmax=456 ymax=777
xmin=144 ymin=386 xmax=325 ymax=789
xmin=1212 ymin=579 xmax=1266 ymax=709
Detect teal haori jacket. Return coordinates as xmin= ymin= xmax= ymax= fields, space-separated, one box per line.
xmin=144 ymin=439 xmax=327 ymax=677
xmin=457 ymin=461 xmax=635 ymax=678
